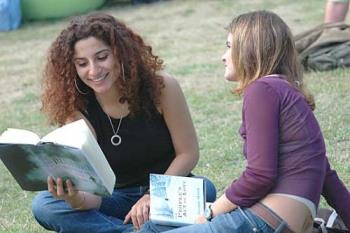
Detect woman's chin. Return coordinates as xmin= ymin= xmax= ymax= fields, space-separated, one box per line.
xmin=225 ymin=76 xmax=236 ymax=82
xmin=90 ymin=85 xmax=112 ymax=95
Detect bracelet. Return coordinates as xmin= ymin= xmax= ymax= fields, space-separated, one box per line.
xmin=73 ymin=192 xmax=85 ymax=210
xmin=205 ymin=204 xmax=213 ymax=221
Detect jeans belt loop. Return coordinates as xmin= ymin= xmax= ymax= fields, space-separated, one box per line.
xmin=249 ymin=202 xmax=294 ymax=233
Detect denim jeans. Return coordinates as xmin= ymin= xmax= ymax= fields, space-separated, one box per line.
xmin=134 ymin=208 xmax=275 ymax=233
xmin=32 ymin=177 xmax=216 ymax=233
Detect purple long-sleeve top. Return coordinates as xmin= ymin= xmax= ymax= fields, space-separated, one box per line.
xmin=225 ymin=75 xmax=350 ymax=227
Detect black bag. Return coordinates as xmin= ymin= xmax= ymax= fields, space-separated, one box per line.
xmin=313 ymin=209 xmax=349 ymax=233
xmin=294 ymin=23 xmax=350 ymax=71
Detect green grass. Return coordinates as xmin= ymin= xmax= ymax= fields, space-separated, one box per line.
xmin=0 ymin=0 xmax=349 ymax=232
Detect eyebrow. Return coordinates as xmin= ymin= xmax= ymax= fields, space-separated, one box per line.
xmin=74 ymin=49 xmax=111 ymax=61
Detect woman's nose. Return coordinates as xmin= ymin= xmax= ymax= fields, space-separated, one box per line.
xmin=89 ymin=63 xmax=100 ymax=76
xmin=221 ymin=55 xmax=226 ymax=63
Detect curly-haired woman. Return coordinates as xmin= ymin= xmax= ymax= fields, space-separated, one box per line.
xmin=31 ymin=13 xmax=216 ymax=233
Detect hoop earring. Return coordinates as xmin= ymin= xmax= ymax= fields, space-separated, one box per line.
xmin=74 ymin=78 xmax=88 ymax=95
xmin=121 ymin=63 xmax=126 ymax=82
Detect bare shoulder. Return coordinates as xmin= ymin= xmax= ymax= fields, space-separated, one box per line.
xmin=156 ymin=71 xmax=181 ymax=91
xmin=65 ymin=111 xmax=85 ymax=123
xmin=65 ymin=111 xmax=97 ymax=138
xmin=156 ymin=71 xmax=189 ymax=116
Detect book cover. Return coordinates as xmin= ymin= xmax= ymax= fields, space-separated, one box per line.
xmin=149 ymin=174 xmax=205 ymax=226
xmin=0 ymin=120 xmax=115 ymax=197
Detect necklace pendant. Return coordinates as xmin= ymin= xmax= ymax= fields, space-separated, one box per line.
xmin=111 ymin=134 xmax=122 ymax=146
xmin=106 ymin=112 xmax=123 ymax=147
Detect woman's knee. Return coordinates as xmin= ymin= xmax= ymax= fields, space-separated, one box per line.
xmin=32 ymin=192 xmax=51 ymax=216
xmin=204 ymin=177 xmax=217 ymax=202
xmin=31 ymin=191 xmax=66 ymax=225
xmin=192 ymin=176 xmax=217 ymax=202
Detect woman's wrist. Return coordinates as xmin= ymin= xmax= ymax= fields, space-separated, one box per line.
xmin=70 ymin=192 xmax=85 ymax=210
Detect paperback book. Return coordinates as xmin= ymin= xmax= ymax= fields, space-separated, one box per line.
xmin=149 ymin=174 xmax=206 ymax=226
xmin=0 ymin=119 xmax=115 ymax=196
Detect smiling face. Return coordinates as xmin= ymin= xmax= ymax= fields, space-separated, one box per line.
xmin=73 ymin=36 xmax=119 ymax=94
xmin=221 ymin=33 xmax=237 ymax=82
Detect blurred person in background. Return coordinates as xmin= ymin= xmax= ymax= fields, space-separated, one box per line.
xmin=324 ymin=0 xmax=349 ymax=23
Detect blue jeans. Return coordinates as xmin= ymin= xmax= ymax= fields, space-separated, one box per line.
xmin=32 ymin=177 xmax=216 ymax=233
xmin=136 ymin=208 xmax=274 ymax=233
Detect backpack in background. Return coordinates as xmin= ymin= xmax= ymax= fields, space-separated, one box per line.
xmin=313 ymin=209 xmax=349 ymax=233
xmin=294 ymin=23 xmax=350 ymax=71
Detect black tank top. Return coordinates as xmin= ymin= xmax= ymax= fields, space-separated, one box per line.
xmin=83 ymin=96 xmax=175 ymax=188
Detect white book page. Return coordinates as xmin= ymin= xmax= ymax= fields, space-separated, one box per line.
xmin=41 ymin=120 xmax=86 ymax=149
xmin=0 ymin=128 xmax=40 ymax=144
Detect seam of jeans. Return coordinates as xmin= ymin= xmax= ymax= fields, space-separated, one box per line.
xmin=148 ymin=222 xmax=162 ymax=233
xmin=94 ymin=209 xmax=125 ymax=227
xmin=207 ymin=221 xmax=215 ymax=233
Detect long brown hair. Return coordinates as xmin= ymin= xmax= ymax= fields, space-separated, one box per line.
xmin=41 ymin=13 xmax=164 ymax=125
xmin=228 ymin=10 xmax=315 ymax=110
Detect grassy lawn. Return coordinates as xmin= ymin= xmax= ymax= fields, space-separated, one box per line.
xmin=0 ymin=0 xmax=349 ymax=232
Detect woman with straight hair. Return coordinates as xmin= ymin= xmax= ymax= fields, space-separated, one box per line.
xmin=138 ymin=10 xmax=350 ymax=233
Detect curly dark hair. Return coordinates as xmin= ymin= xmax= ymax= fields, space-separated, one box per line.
xmin=41 ymin=13 xmax=164 ymax=125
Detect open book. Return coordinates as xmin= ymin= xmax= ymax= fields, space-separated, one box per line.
xmin=0 ymin=119 xmax=115 ymax=197
xmin=149 ymin=174 xmax=206 ymax=227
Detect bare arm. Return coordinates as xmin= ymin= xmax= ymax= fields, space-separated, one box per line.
xmin=160 ymin=73 xmax=199 ymax=175
xmin=211 ymin=194 xmax=238 ymax=217
xmin=124 ymin=73 xmax=199 ymax=229
xmin=322 ymin=157 xmax=350 ymax=229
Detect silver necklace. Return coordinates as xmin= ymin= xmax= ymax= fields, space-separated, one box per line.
xmin=106 ymin=114 xmax=123 ymax=146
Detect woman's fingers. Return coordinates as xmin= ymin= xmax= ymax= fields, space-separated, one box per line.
xmin=130 ymin=207 xmax=140 ymax=230
xmin=195 ymin=215 xmax=207 ymax=224
xmin=66 ymin=179 xmax=77 ymax=197
xmin=124 ymin=211 xmax=131 ymax=224
xmin=123 ymin=195 xmax=151 ymax=230
xmin=55 ymin=177 xmax=65 ymax=196
xmin=47 ymin=176 xmax=81 ymax=209
xmin=47 ymin=176 xmax=59 ymax=199
xmin=136 ymin=204 xmax=146 ymax=229
xmin=134 ymin=195 xmax=151 ymax=230
xmin=141 ymin=196 xmax=150 ymax=225
xmin=47 ymin=176 xmax=70 ymax=199
xmin=142 ymin=203 xmax=149 ymax=224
